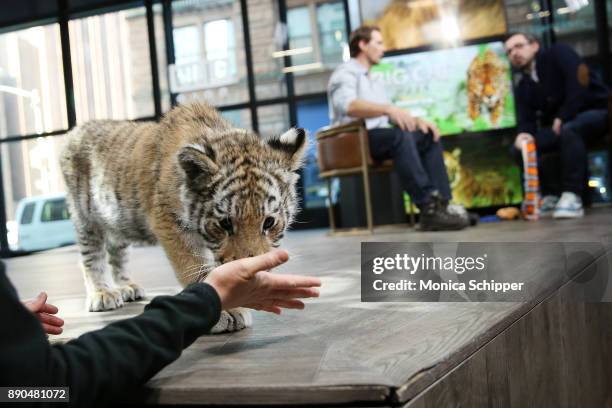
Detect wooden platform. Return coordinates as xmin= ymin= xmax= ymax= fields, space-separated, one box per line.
xmin=5 ymin=207 xmax=612 ymax=407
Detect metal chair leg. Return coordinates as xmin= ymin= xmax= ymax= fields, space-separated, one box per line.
xmin=362 ymin=168 xmax=374 ymax=234
xmin=408 ymin=195 xmax=415 ymax=227
xmin=326 ymin=178 xmax=336 ymax=233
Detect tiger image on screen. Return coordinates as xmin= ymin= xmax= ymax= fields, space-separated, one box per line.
xmin=444 ymin=148 xmax=512 ymax=207
xmin=373 ymin=0 xmax=506 ymax=50
xmin=466 ymin=48 xmax=508 ymax=126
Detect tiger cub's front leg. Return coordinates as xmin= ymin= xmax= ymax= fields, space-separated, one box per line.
xmin=75 ymin=223 xmax=124 ymax=312
xmin=155 ymin=222 xmax=252 ymax=333
xmin=106 ymin=236 xmax=146 ymax=302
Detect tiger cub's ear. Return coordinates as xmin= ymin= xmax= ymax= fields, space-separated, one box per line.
xmin=266 ymin=128 xmax=308 ymax=171
xmin=177 ymin=144 xmax=219 ymax=189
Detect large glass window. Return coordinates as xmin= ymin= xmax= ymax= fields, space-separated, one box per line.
xmin=504 ymin=0 xmax=551 ymax=41
xmin=69 ymin=7 xmax=156 ymax=122
xmin=220 ymin=108 xmax=252 ymax=129
xmin=204 ymin=19 xmax=237 ymax=80
xmin=551 ymin=0 xmax=598 ymax=57
xmin=316 ymin=2 xmax=346 ymax=66
xmin=296 ymin=98 xmax=336 ymax=209
xmin=0 ymin=24 xmax=68 ymax=139
xmin=174 ymin=25 xmax=200 ymax=64
xmin=257 ymin=104 xmax=290 ymax=138
xmin=287 ymin=7 xmax=316 ymax=67
xmin=248 ymin=0 xmax=287 ymax=99
xmin=2 ymin=135 xmax=69 ymax=251
xmin=171 ymin=0 xmax=248 ymax=106
xmin=1 ymin=136 xmax=68 ymax=224
xmin=288 ymin=1 xmax=347 ymax=95
xmin=153 ymin=3 xmax=171 ymax=113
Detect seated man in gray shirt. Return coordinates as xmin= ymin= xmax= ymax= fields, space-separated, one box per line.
xmin=327 ymin=25 xmax=468 ymax=231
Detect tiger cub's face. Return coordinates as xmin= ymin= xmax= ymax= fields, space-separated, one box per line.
xmin=177 ymin=128 xmax=307 ymax=264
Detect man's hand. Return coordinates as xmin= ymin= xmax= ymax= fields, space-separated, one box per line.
xmin=385 ymin=106 xmax=417 ymax=132
xmin=552 ymin=118 xmax=562 ymax=136
xmin=514 ymin=132 xmax=534 ymax=150
xmin=416 ymin=119 xmax=441 ymax=142
xmin=205 ymin=249 xmax=321 ymax=315
xmin=23 ymin=292 xmax=64 ymax=335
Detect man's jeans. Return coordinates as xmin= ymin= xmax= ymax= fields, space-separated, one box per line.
xmin=511 ymin=109 xmax=608 ymax=195
xmin=368 ymin=127 xmax=452 ymax=207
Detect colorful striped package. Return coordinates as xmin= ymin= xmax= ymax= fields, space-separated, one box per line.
xmin=520 ymin=139 xmax=540 ymax=221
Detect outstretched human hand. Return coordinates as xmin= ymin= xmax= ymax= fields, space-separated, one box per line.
xmin=205 ymin=249 xmax=321 ymax=315
xmin=23 ymin=292 xmax=65 ymax=335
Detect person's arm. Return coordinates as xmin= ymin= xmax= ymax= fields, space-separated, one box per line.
xmin=328 ymin=68 xmax=393 ymax=119
xmin=345 ymin=99 xmax=390 ymax=119
xmin=0 ymin=265 xmax=221 ymax=407
xmin=328 ymin=66 xmax=421 ymax=132
xmin=0 ymin=250 xmax=319 ymax=407
xmin=347 ymin=100 xmax=421 ymax=132
xmin=554 ymin=44 xmax=588 ymax=123
xmin=515 ymin=81 xmax=537 ymax=137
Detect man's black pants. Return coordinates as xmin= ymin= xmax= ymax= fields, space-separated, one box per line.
xmin=368 ymin=127 xmax=452 ymax=207
xmin=511 ymin=109 xmax=608 ymax=196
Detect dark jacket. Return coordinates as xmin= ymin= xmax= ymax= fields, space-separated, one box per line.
xmin=514 ymin=43 xmax=610 ymax=135
xmin=0 ymin=261 xmax=221 ymax=407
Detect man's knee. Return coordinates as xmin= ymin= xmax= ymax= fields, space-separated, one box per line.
xmin=558 ymin=123 xmax=584 ymax=145
xmin=393 ymin=128 xmax=418 ymax=150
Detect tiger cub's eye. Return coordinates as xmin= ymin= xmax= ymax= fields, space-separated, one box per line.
xmin=263 ymin=217 xmax=275 ymax=230
xmin=219 ymin=218 xmax=233 ymax=233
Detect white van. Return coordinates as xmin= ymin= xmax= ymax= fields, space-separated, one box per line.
xmin=14 ymin=193 xmax=77 ymax=252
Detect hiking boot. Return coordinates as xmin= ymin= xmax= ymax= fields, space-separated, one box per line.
xmin=419 ymin=193 xmax=470 ymax=231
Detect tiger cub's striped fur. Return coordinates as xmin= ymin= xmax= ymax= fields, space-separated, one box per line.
xmin=60 ymin=102 xmax=306 ymax=332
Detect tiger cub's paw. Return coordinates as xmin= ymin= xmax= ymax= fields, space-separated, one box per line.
xmin=87 ymin=288 xmax=124 ymax=312
xmin=210 ymin=308 xmax=252 ymax=333
xmin=117 ymin=282 xmax=146 ymax=302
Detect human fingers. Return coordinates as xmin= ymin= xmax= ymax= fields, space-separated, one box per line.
xmin=406 ymin=117 xmax=417 ymax=132
xmin=432 ymin=125 xmax=441 ymax=142
xmin=250 ymin=304 xmax=283 ymax=314
xmin=40 ymin=303 xmax=59 ymax=315
xmin=268 ymin=287 xmax=320 ymax=299
xmin=42 ymin=323 xmax=63 ymax=335
xmin=269 ymin=299 xmax=305 ymax=309
xmin=392 ymin=113 xmax=407 ymax=131
xmin=235 ymin=249 xmax=289 ymax=278
xmin=250 ymin=299 xmax=305 ymax=311
xmin=417 ymin=120 xmax=428 ymax=134
xmin=38 ymin=312 xmax=64 ymax=328
xmin=260 ymin=273 xmax=321 ymax=290
xmin=24 ymin=292 xmax=47 ymax=313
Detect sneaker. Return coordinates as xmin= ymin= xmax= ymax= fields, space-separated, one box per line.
xmin=539 ymin=195 xmax=559 ymax=217
xmin=419 ymin=193 xmax=469 ymax=231
xmin=552 ymin=192 xmax=584 ymax=219
xmin=447 ymin=203 xmax=479 ymax=226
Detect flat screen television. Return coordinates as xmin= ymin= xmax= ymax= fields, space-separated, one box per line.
xmin=371 ymin=41 xmax=517 ymax=136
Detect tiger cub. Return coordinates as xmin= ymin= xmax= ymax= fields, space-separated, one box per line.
xmin=467 ymin=48 xmax=508 ymax=126
xmin=60 ymin=102 xmax=306 ymax=333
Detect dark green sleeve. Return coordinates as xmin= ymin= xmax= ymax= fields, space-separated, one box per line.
xmin=0 ymin=262 xmax=221 ymax=407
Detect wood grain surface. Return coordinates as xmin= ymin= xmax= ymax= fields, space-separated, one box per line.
xmin=5 ymin=207 xmax=612 ymax=406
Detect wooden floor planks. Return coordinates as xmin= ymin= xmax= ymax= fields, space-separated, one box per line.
xmin=4 ymin=207 xmax=612 ymax=406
